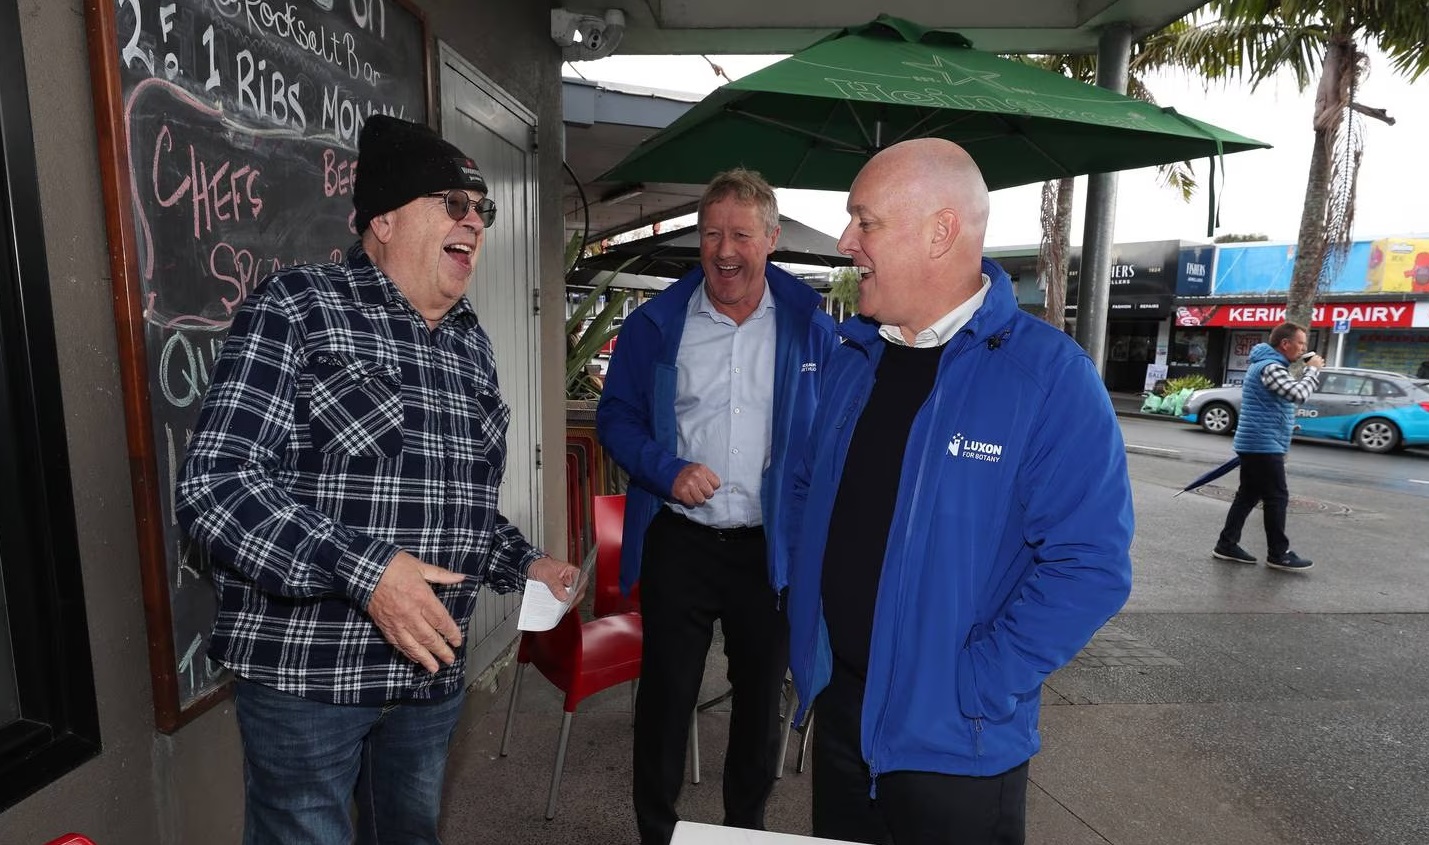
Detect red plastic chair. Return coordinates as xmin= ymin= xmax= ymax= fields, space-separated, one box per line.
xmin=499 ymin=586 xmax=642 ymax=818
xmin=589 ymin=493 xmax=791 ymax=785
xmin=592 ymin=494 xmax=639 ymax=617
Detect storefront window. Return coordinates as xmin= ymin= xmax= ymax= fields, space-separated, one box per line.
xmin=0 ymin=563 xmax=15 ymax=725
xmin=0 ymin=0 xmax=100 ymax=809
xmin=1171 ymin=329 xmax=1210 ymax=366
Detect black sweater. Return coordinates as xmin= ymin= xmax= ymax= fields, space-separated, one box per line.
xmin=822 ymin=340 xmax=943 ymax=680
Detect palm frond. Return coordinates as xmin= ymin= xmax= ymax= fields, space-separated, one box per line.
xmin=565 ymin=287 xmax=630 ymax=395
xmin=1156 ymin=162 xmax=1199 ymax=202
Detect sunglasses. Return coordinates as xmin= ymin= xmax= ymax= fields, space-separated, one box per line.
xmin=426 ymin=190 xmax=496 ymax=227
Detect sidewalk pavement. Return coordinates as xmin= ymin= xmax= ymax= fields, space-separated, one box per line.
xmin=1109 ymin=390 xmax=1186 ymax=422
xmin=438 ymin=424 xmax=1429 ymax=845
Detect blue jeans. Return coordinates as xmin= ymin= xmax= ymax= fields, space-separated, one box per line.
xmin=234 ymin=677 xmax=466 ymax=845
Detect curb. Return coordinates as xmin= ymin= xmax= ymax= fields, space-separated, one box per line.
xmin=1112 ymin=406 xmax=1187 ymax=424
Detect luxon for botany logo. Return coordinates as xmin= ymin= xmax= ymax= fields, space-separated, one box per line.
xmin=947 ymin=432 xmax=1004 ymax=464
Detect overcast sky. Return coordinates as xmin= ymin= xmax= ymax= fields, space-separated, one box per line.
xmin=568 ymin=47 xmax=1429 ymax=250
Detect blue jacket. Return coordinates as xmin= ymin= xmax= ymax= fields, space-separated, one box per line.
xmin=1233 ymin=343 xmax=1295 ymax=454
xmin=596 ymin=263 xmax=838 ymax=595
xmin=787 ymin=260 xmax=1134 ymax=784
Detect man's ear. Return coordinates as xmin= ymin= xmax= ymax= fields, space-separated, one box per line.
xmin=368 ymin=211 xmax=397 ymax=244
xmin=930 ymin=208 xmax=960 ymax=259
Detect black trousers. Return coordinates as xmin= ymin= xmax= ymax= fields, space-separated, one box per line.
xmin=1218 ymin=452 xmax=1290 ymax=559
xmin=812 ymin=662 xmax=1028 ymax=845
xmin=633 ymin=508 xmax=789 ymax=845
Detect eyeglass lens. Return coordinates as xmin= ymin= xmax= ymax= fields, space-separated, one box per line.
xmin=440 ymin=190 xmax=496 ymax=227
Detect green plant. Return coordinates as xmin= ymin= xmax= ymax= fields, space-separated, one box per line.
xmin=564 ymin=232 xmax=632 ymax=399
xmin=1166 ymin=374 xmax=1214 ymax=394
xmin=827 ymin=266 xmax=861 ymax=315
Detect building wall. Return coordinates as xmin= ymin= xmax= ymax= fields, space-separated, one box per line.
xmin=0 ymin=1 xmax=564 ymax=842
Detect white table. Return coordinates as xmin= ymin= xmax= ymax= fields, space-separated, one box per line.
xmin=671 ymin=821 xmax=859 ymax=844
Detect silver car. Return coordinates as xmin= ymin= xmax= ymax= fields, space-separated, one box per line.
xmin=1181 ymin=366 xmax=1429 ymax=453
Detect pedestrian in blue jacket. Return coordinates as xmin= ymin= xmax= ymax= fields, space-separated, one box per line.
xmin=786 ymin=138 xmax=1134 ymax=845
xmin=596 ymin=168 xmax=837 ymax=845
xmin=1213 ymin=323 xmax=1322 ymax=570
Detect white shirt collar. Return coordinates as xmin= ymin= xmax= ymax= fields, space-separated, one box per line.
xmin=879 ymin=275 xmax=991 ymax=348
xmin=692 ymin=278 xmax=775 ymax=324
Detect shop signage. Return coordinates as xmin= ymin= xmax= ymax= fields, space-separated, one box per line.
xmin=1176 ymin=302 xmax=1417 ymax=328
xmin=1176 ymin=245 xmax=1214 ymax=296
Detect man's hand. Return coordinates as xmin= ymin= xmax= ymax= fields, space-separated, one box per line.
xmin=671 ymin=463 xmax=721 ymax=507
xmin=529 ymin=556 xmax=585 ymax=603
xmin=368 ymin=551 xmax=465 ymax=673
xmin=1307 ymin=353 xmax=1325 ymax=369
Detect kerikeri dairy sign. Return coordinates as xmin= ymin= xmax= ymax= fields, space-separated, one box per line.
xmin=1176 ymin=301 xmax=1420 ymax=328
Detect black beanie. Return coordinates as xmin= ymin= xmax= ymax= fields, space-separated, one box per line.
xmin=353 ymin=115 xmax=489 ymax=233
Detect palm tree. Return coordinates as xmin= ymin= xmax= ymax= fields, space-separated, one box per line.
xmin=1024 ymin=29 xmax=1197 ymax=332
xmin=1171 ymin=0 xmax=1429 ymax=327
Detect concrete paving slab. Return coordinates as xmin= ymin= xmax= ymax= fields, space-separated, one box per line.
xmin=1035 ymin=700 xmax=1429 ymax=845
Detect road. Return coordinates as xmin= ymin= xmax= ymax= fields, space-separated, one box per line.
xmin=1119 ymin=414 xmax=1429 ymax=498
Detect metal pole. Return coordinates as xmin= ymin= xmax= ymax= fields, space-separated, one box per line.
xmin=1074 ymin=25 xmax=1135 ymax=378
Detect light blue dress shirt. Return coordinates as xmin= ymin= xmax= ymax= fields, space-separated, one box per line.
xmin=671 ymin=281 xmax=776 ymax=528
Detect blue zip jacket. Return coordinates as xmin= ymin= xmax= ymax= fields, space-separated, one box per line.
xmin=787 ymin=260 xmax=1134 ymax=784
xmin=1233 ymin=343 xmax=1295 ymax=454
xmin=596 ymin=263 xmax=837 ymax=595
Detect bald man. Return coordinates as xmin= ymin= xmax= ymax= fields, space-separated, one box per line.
xmin=784 ymin=139 xmax=1134 ymax=845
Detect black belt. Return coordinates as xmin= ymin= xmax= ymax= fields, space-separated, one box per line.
xmin=659 ymin=507 xmax=764 ymax=542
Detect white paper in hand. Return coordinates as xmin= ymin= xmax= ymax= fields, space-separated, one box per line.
xmin=516 ymin=575 xmax=581 ymax=632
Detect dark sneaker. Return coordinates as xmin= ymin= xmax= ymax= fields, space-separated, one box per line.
xmin=1212 ymin=543 xmax=1257 ymax=564
xmin=1266 ymin=551 xmax=1314 ymax=571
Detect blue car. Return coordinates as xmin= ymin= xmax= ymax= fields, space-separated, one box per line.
xmin=1181 ymin=367 xmax=1429 ymax=453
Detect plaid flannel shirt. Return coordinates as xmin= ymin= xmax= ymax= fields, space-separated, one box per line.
xmin=177 ymin=242 xmax=542 ymax=705
xmin=1260 ymin=361 xmax=1321 ymax=403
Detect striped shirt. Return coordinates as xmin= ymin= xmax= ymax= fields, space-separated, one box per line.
xmin=177 ymin=242 xmax=541 ymax=705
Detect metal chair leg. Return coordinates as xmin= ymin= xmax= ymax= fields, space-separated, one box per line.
xmin=775 ymin=688 xmax=795 ymax=779
xmin=500 ymin=662 xmax=527 ymax=757
xmin=796 ymin=708 xmax=813 ymax=774
xmin=546 ymin=711 xmax=574 ymax=820
xmin=689 ymin=707 xmax=701 ymax=784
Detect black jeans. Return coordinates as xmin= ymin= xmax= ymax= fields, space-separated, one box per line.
xmin=812 ymin=662 xmax=1029 ymax=845
xmin=1218 ymin=452 xmax=1290 ymax=559
xmin=633 ymin=508 xmax=789 ymax=845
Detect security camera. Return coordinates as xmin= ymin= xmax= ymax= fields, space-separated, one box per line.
xmin=579 ymin=21 xmax=608 ymax=53
xmin=552 ymin=8 xmax=625 ymax=62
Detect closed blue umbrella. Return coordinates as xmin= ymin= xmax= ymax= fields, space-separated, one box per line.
xmin=1174 ymin=456 xmax=1241 ymax=497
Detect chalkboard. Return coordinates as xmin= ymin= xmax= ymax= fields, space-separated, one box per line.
xmin=86 ymin=0 xmax=429 ymax=732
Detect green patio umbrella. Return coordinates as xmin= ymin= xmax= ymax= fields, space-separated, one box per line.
xmin=579 ymin=215 xmax=850 ymax=278
xmin=601 ymin=15 xmax=1269 ymax=192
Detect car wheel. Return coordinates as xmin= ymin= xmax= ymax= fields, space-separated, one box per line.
xmin=1352 ymin=418 xmax=1400 ymax=453
xmin=1199 ymin=402 xmax=1237 ymax=435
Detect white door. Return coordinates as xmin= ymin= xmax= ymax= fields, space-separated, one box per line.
xmin=439 ymin=43 xmax=542 ymax=674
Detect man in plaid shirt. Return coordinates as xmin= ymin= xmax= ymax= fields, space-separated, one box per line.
xmin=177 ymin=115 xmax=578 ymax=844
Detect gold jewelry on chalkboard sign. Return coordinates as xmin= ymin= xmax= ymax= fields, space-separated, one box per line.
xmin=427 ymin=190 xmax=497 ymax=228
